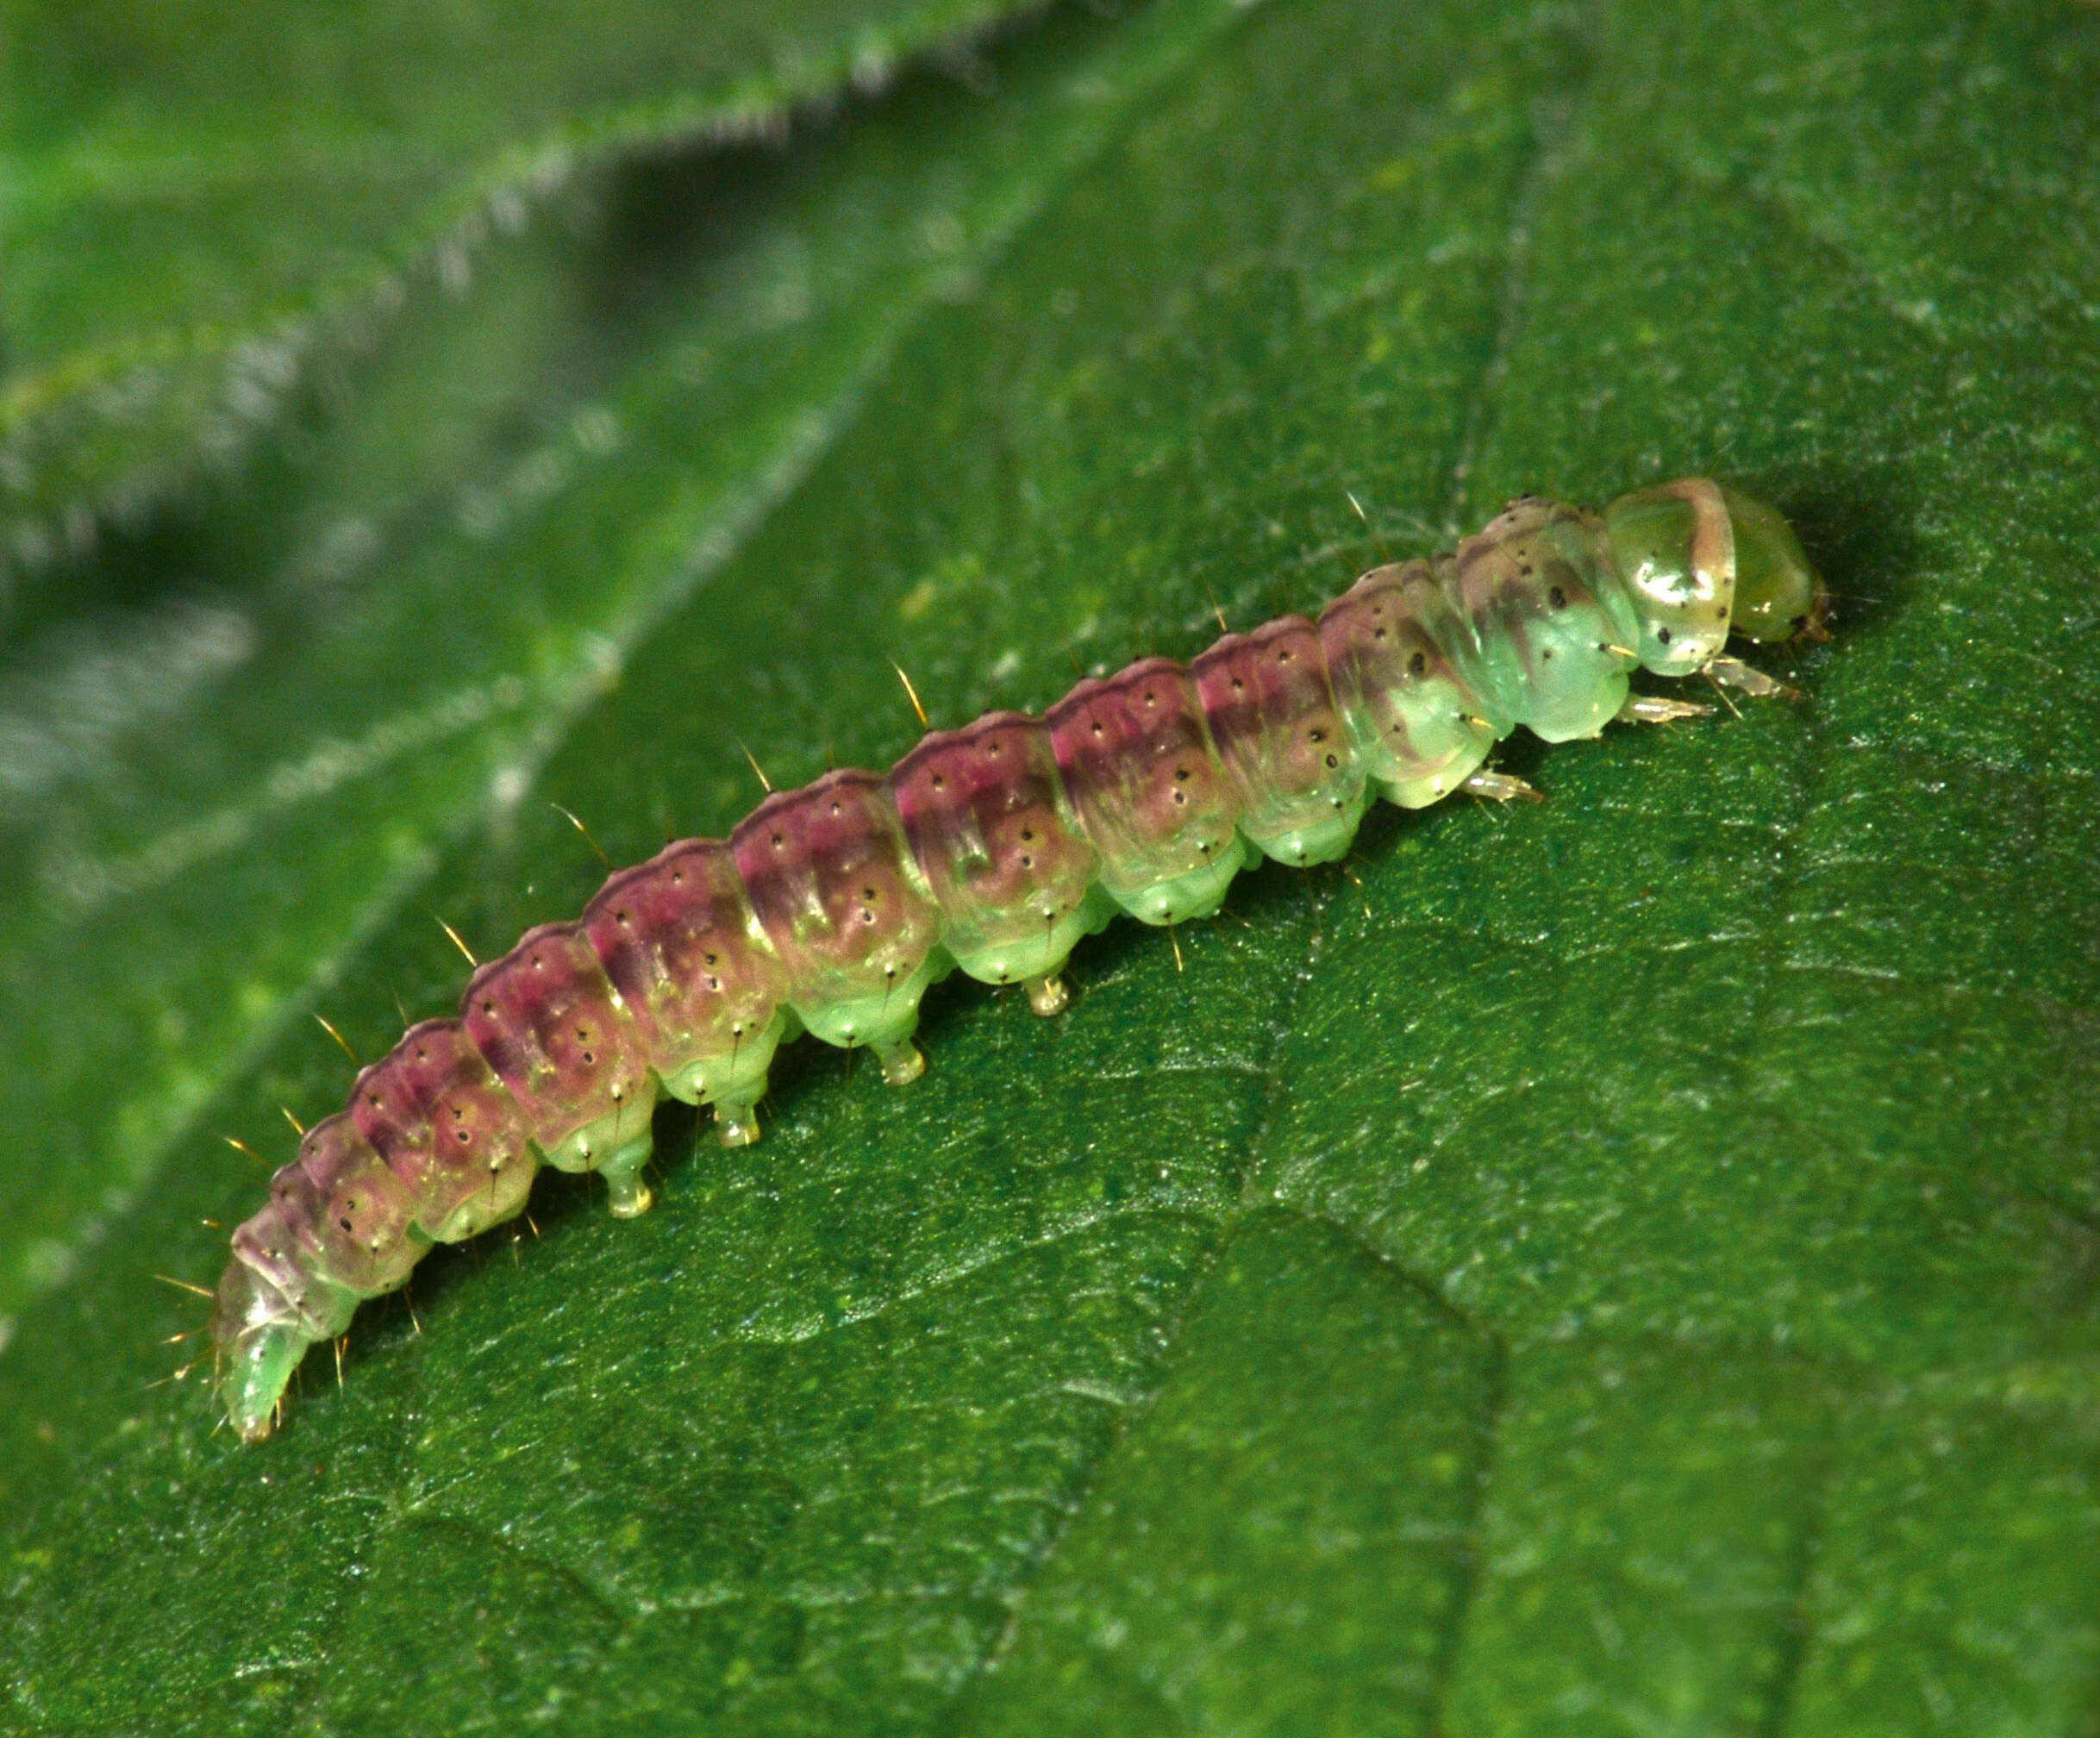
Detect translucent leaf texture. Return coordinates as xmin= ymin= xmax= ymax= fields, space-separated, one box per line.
xmin=3 ymin=0 xmax=2097 ymax=1733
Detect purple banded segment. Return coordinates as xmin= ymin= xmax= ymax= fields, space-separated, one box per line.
xmin=1046 ymin=657 xmax=1246 ymax=925
xmin=461 ymin=923 xmax=658 ymax=1216
xmin=350 ymin=1017 xmax=537 ymax=1243
xmin=265 ymin=1114 xmax=422 ymax=1298
xmin=1190 ymin=615 xmax=1367 ymax=865
xmin=891 ymin=711 xmax=1101 ymax=1013
xmin=581 ymin=838 xmax=789 ymax=1145
xmin=731 ymin=768 xmax=945 ymax=1077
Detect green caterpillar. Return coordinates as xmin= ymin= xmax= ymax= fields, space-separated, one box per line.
xmin=209 ymin=478 xmax=1822 ymax=1441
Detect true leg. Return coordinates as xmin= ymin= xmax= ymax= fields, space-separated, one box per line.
xmin=1462 ymin=769 xmax=1545 ymax=803
xmin=1705 ymin=655 xmax=1797 ymax=700
xmin=1616 ymin=694 xmax=1713 ymax=725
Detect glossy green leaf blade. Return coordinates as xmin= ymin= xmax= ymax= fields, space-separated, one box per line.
xmin=0 ymin=0 xmax=1043 ymax=584
xmin=3 ymin=0 xmax=2099 ymax=1733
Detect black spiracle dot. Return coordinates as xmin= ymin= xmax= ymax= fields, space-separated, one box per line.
xmin=1408 ymin=651 xmax=1427 ymax=677
xmin=1549 ymin=585 xmax=1567 ymax=610
xmin=1658 ymin=627 xmax=1673 ymax=646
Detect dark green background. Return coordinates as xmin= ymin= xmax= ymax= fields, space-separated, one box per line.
xmin=2 ymin=0 xmax=2097 ymax=1732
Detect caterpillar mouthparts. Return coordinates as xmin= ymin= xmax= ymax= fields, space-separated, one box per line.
xmin=207 ymin=477 xmax=1822 ymax=1441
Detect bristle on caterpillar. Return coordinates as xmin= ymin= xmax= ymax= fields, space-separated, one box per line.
xmin=207 ymin=478 xmax=1823 ymax=1441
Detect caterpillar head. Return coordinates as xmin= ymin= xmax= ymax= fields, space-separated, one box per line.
xmin=1603 ymin=478 xmax=1824 ymax=675
xmin=1717 ymin=485 xmax=1828 ymax=643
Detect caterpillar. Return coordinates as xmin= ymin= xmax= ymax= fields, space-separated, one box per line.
xmin=207 ymin=478 xmax=1823 ymax=1441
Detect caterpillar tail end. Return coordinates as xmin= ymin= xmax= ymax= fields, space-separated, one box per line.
xmin=209 ymin=1260 xmax=315 ymax=1443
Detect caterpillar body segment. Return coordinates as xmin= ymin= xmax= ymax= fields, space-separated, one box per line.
xmin=579 ymin=838 xmax=790 ymax=1147
xmin=353 ymin=1017 xmax=538 ymax=1241
xmin=210 ymin=478 xmax=1822 ymax=1441
xmin=891 ymin=711 xmax=1105 ymax=991
xmin=1043 ymin=659 xmax=1248 ymax=924
xmin=462 ymin=923 xmax=659 ymax=1216
xmin=730 ymin=767 xmax=947 ymax=1080
xmin=1192 ymin=615 xmax=1370 ymax=867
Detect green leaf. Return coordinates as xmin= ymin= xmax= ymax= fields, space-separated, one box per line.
xmin=0 ymin=0 xmax=1042 ymax=585
xmin=4 ymin=0 xmax=2099 ymax=1732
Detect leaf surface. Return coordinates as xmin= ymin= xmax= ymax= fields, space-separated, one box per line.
xmin=2 ymin=0 xmax=2097 ymax=1733
xmin=0 ymin=0 xmax=1041 ymax=587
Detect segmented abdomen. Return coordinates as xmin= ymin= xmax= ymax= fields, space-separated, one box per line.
xmin=212 ymin=478 xmax=1821 ymax=1439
